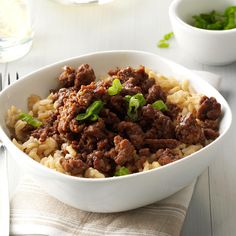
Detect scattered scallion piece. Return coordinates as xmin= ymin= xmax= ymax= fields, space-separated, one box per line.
xmin=164 ymin=32 xmax=174 ymax=40
xmin=115 ymin=167 xmax=130 ymax=176
xmin=108 ymin=78 xmax=122 ymax=96
xmin=125 ymin=93 xmax=146 ymax=121
xmin=152 ymin=100 xmax=168 ymax=111
xmin=76 ymin=100 xmax=104 ymax=122
xmin=157 ymin=32 xmax=174 ymax=48
xmin=158 ymin=41 xmax=169 ymax=48
xmin=18 ymin=113 xmax=42 ymax=128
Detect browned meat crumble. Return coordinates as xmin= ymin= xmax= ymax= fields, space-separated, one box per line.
xmin=14 ymin=64 xmax=222 ymax=177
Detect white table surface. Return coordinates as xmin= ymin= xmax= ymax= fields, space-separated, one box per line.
xmin=1 ymin=0 xmax=236 ymax=235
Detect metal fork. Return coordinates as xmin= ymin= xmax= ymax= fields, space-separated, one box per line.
xmin=0 ymin=73 xmax=19 ymax=236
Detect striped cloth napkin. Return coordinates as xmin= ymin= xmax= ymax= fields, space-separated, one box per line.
xmin=10 ymin=178 xmax=196 ymax=236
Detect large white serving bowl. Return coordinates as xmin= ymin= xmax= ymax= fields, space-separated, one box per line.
xmin=169 ymin=0 xmax=236 ymax=65
xmin=0 ymin=51 xmax=232 ymax=212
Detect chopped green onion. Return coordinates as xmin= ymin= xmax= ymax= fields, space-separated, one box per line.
xmin=157 ymin=31 xmax=174 ymax=48
xmin=125 ymin=93 xmax=146 ymax=121
xmin=108 ymin=78 xmax=122 ymax=96
xmin=224 ymin=6 xmax=236 ymax=29
xmin=133 ymin=93 xmax=146 ymax=107
xmin=115 ymin=167 xmax=130 ymax=176
xmin=157 ymin=42 xmax=169 ymax=48
xmin=76 ymin=100 xmax=104 ymax=122
xmin=124 ymin=95 xmax=131 ymax=103
xmin=224 ymin=6 xmax=236 ymax=16
xmin=152 ymin=100 xmax=168 ymax=111
xmin=90 ymin=114 xmax=99 ymax=121
xmin=192 ymin=6 xmax=236 ymax=30
xmin=164 ymin=32 xmax=174 ymax=40
xmin=18 ymin=113 xmax=42 ymax=128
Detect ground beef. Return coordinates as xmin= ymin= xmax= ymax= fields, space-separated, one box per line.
xmin=139 ymin=148 xmax=151 ymax=157
xmin=141 ymin=77 xmax=155 ymax=94
xmin=164 ymin=103 xmax=182 ymax=121
xmin=107 ymin=95 xmax=126 ymax=116
xmin=112 ymin=135 xmax=136 ymax=165
xmin=121 ymin=81 xmax=142 ymax=96
xmin=53 ymin=87 xmax=77 ymax=109
xmin=144 ymin=139 xmax=180 ymax=152
xmin=141 ymin=104 xmax=175 ymax=139
xmin=74 ymin=64 xmax=96 ymax=90
xmin=197 ymin=96 xmax=221 ymax=120
xmin=156 ymin=148 xmax=181 ymax=166
xmin=204 ymin=128 xmax=219 ymax=140
xmin=83 ymin=119 xmax=107 ymax=140
xmin=69 ymin=119 xmax=85 ymax=133
xmin=146 ymin=84 xmax=166 ymax=103
xmin=94 ymin=85 xmax=110 ymax=102
xmin=60 ymin=158 xmax=88 ymax=175
xmin=31 ymin=112 xmax=59 ymax=142
xmin=31 ymin=126 xmax=50 ymax=142
xmin=86 ymin=150 xmax=114 ymax=174
xmin=58 ymin=64 xmax=96 ymax=90
xmin=108 ymin=68 xmax=120 ymax=77
xmin=199 ymin=119 xmax=220 ymax=131
xmin=97 ymin=138 xmax=111 ymax=151
xmin=69 ymin=119 xmax=109 ymax=153
xmin=76 ymin=83 xmax=96 ymax=111
xmin=117 ymin=66 xmax=150 ymax=96
xmin=118 ymin=121 xmax=144 ymax=148
xmin=99 ymin=109 xmax=120 ymax=130
xmin=27 ymin=64 xmax=222 ymax=177
xmin=58 ymin=66 xmax=76 ymax=88
xmin=116 ymin=66 xmax=148 ymax=84
xmin=56 ymin=83 xmax=97 ymax=137
xmin=74 ymin=135 xmax=97 ymax=154
xmin=175 ymin=113 xmax=205 ymax=144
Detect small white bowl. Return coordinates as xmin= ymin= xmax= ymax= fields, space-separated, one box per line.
xmin=0 ymin=51 xmax=232 ymax=212
xmin=169 ymin=0 xmax=236 ymax=65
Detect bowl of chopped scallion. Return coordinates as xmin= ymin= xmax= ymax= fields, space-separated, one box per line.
xmin=169 ymin=0 xmax=236 ymax=65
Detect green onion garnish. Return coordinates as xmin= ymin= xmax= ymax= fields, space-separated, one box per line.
xmin=224 ymin=6 xmax=236 ymax=29
xmin=164 ymin=32 xmax=174 ymax=40
xmin=18 ymin=113 xmax=42 ymax=128
xmin=192 ymin=6 xmax=236 ymax=30
xmin=124 ymin=95 xmax=132 ymax=103
xmin=125 ymin=93 xmax=146 ymax=121
xmin=115 ymin=167 xmax=130 ymax=176
xmin=76 ymin=100 xmax=104 ymax=122
xmin=108 ymin=78 xmax=122 ymax=96
xmin=157 ymin=32 xmax=174 ymax=48
xmin=152 ymin=100 xmax=168 ymax=111
xmin=158 ymin=41 xmax=169 ymax=48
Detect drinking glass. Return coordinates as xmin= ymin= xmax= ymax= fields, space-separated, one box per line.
xmin=0 ymin=0 xmax=34 ymax=63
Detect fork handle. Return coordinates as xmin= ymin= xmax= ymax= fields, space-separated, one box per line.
xmin=0 ymin=146 xmax=10 ymax=236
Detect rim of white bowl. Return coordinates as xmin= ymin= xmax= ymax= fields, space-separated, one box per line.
xmin=0 ymin=50 xmax=232 ymax=183
xmin=169 ymin=0 xmax=236 ymax=34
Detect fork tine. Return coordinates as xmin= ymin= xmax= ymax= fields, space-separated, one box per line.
xmin=16 ymin=72 xmax=19 ymax=80
xmin=0 ymin=73 xmax=2 ymax=91
xmin=7 ymin=74 xmax=10 ymax=86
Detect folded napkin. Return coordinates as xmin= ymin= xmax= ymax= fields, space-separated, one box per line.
xmin=10 ymin=178 xmax=196 ymax=236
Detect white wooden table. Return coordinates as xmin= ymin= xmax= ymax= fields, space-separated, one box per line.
xmin=1 ymin=0 xmax=236 ymax=235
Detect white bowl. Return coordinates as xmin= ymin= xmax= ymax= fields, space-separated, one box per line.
xmin=169 ymin=0 xmax=236 ymax=65
xmin=0 ymin=51 xmax=232 ymax=212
